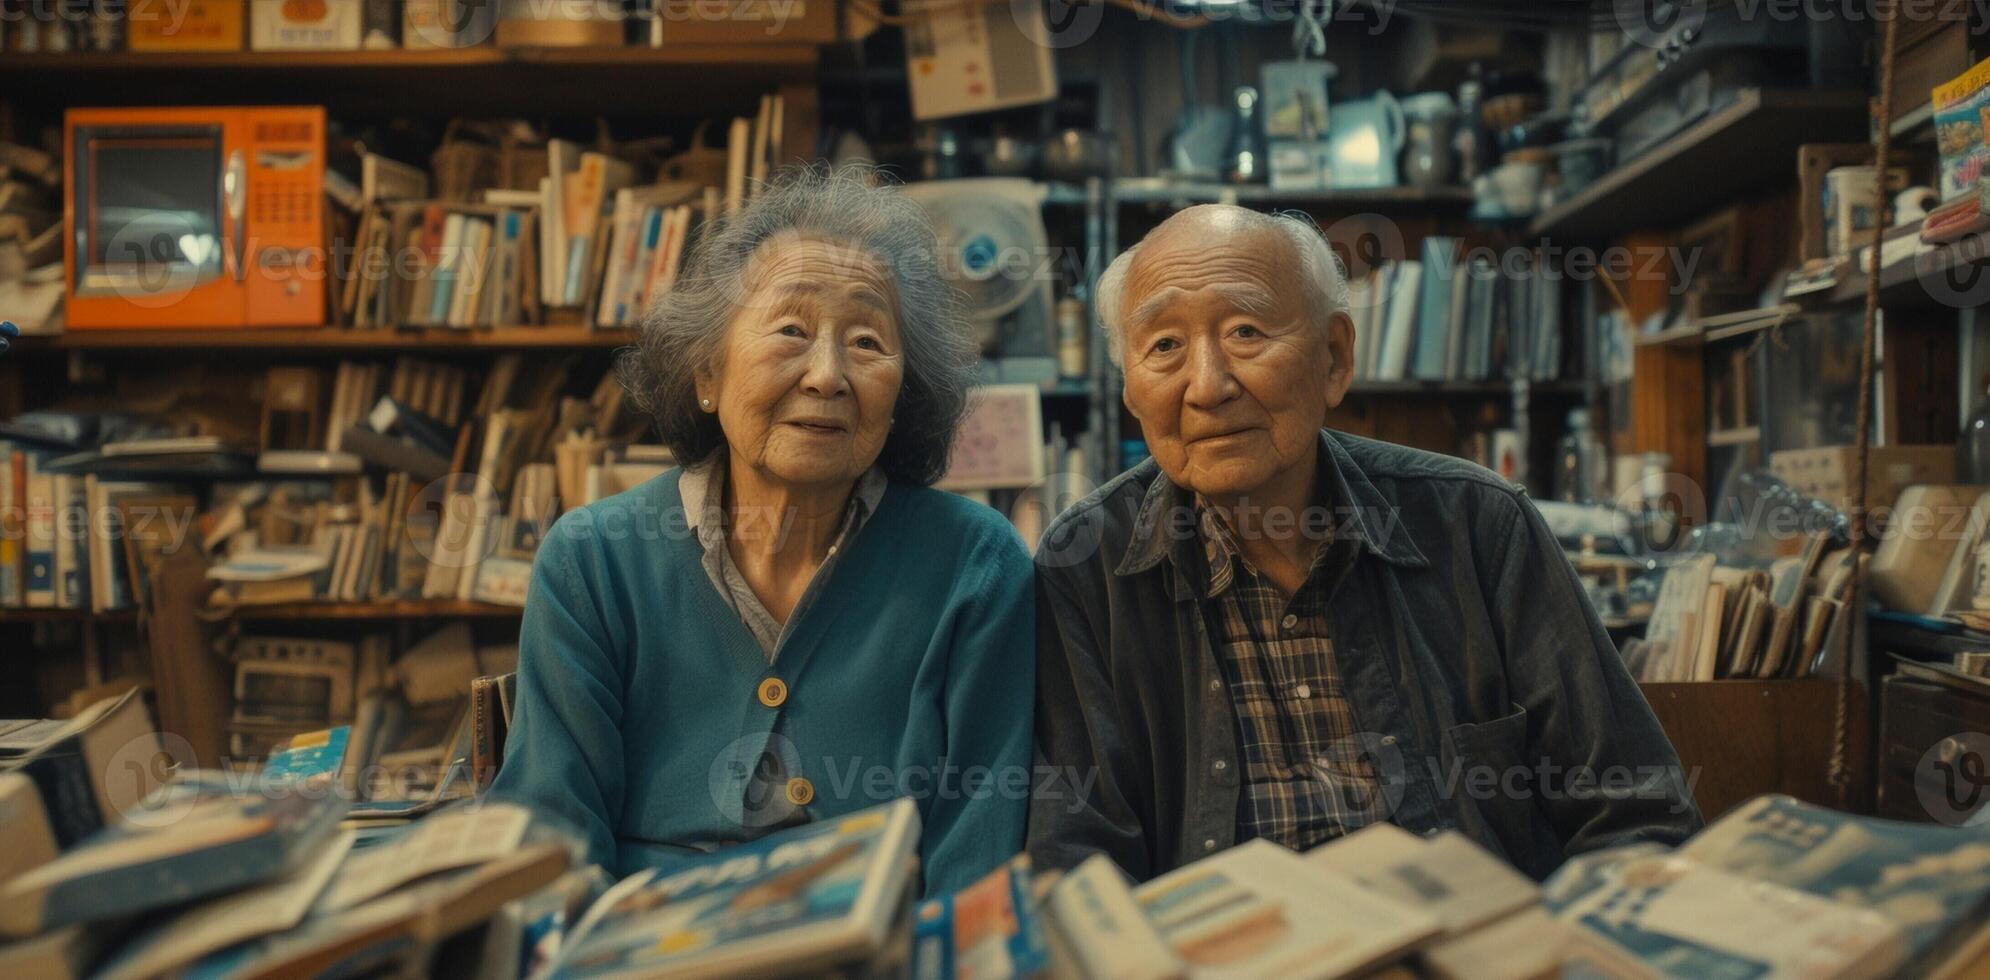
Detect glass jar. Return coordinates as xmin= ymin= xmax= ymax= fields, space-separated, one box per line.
xmin=1401 ymin=92 xmax=1458 ymax=188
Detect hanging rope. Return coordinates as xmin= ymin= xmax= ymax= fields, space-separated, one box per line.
xmin=1833 ymin=0 xmax=1900 ymax=807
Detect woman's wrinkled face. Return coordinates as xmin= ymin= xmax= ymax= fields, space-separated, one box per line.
xmin=697 ymin=233 xmax=905 ymax=489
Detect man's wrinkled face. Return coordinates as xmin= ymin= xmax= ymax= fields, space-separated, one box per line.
xmin=1117 ymin=210 xmax=1352 ymax=501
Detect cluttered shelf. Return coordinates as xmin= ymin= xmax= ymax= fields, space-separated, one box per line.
xmin=1795 ymin=227 xmax=1990 ymax=309
xmin=1346 ymin=379 xmax=1586 ymax=396
xmin=0 ymin=43 xmax=815 ymax=70
xmin=1528 ymin=88 xmax=1869 ymax=240
xmin=1634 ymin=304 xmax=1803 ymax=349
xmin=0 ymin=600 xmax=523 ymax=624
xmin=13 ymin=326 xmax=637 ymax=352
xmin=1100 ymin=180 xmax=1477 ymax=208
xmin=0 ymin=44 xmax=820 ymax=72
xmin=0 ymin=45 xmax=820 ymax=115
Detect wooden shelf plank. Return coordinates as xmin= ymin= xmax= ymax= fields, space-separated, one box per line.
xmin=1109 ymin=179 xmax=1475 ymax=208
xmin=224 ymin=600 xmax=523 ymax=620
xmin=1344 ymin=380 xmax=1585 ymax=396
xmin=17 ymin=326 xmax=635 ymax=352
xmin=0 ymin=44 xmax=819 ymax=73
xmin=0 ymin=44 xmax=820 ymax=115
xmin=1530 ymin=89 xmax=1870 ymax=240
xmin=1808 ymin=229 xmax=1990 ymax=309
xmin=0 ymin=599 xmax=522 ymax=624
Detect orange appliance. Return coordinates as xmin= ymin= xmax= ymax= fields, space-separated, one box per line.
xmin=65 ymin=106 xmax=326 ymax=329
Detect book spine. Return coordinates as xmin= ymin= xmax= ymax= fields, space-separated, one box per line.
xmin=16 ymin=741 xmax=108 ymax=850
xmin=0 ymin=444 xmax=15 ymax=607
xmin=24 ymin=469 xmax=53 ymax=609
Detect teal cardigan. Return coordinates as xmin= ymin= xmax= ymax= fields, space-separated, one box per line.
xmin=490 ymin=471 xmax=1034 ymax=897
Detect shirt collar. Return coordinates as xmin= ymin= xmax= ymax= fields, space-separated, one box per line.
xmin=1115 ymin=429 xmax=1429 ymax=579
xmin=679 ymin=450 xmax=888 ymax=549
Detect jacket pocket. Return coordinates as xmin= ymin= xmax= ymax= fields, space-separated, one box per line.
xmin=1440 ymin=704 xmax=1562 ymax=879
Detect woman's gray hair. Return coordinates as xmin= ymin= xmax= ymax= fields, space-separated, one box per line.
xmin=618 ymin=163 xmax=978 ymax=486
xmin=1094 ymin=209 xmax=1350 ymax=367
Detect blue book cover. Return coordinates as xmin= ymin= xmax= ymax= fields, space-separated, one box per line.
xmin=911 ymin=855 xmax=1050 ymax=980
xmin=552 ymin=798 xmax=920 ymax=978
xmin=261 ymin=726 xmax=351 ymax=786
xmin=1679 ymin=794 xmax=1990 ymax=969
xmin=1544 ymin=846 xmax=1906 ymax=978
xmin=0 ymin=770 xmax=348 ymax=937
xmin=1410 ymin=236 xmax=1459 ymax=381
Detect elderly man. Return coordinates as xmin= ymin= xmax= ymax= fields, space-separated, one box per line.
xmin=1028 ymin=205 xmax=1700 ymax=881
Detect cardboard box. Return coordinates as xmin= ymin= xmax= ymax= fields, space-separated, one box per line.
xmin=1770 ymin=444 xmax=1957 ymax=514
xmin=128 ymin=0 xmax=245 ymax=50
xmin=651 ymin=0 xmax=837 ymax=45
xmin=252 ymin=0 xmax=362 ymax=50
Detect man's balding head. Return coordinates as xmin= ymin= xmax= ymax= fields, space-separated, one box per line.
xmin=1104 ymin=205 xmax=1359 ymax=503
xmin=1096 ymin=205 xmax=1350 ymax=368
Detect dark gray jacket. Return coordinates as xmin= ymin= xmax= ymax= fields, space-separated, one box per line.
xmin=1026 ymin=429 xmax=1702 ymax=881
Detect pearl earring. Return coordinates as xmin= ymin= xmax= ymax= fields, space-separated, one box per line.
xmin=700 ymin=398 xmax=712 ymax=409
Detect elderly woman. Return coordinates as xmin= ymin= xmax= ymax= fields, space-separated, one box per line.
xmin=491 ymin=165 xmax=1033 ymax=897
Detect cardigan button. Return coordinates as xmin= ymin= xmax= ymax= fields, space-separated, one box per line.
xmin=757 ymin=677 xmax=789 ymax=708
xmin=785 ymin=776 xmax=815 ymax=806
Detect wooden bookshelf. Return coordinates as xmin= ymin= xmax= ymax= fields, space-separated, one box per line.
xmin=1345 ymin=380 xmax=1586 ymax=396
xmin=0 ymin=45 xmax=820 ymax=72
xmin=0 ymin=44 xmax=821 ymax=115
xmin=16 ymin=326 xmax=635 ymax=352
xmin=1529 ymin=89 xmax=1870 ymax=240
xmin=0 ymin=599 xmax=522 ymax=624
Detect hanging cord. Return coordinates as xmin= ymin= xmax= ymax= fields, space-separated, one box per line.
xmin=1833 ymin=1 xmax=1900 ymax=807
xmin=1293 ymin=0 xmax=1331 ymax=58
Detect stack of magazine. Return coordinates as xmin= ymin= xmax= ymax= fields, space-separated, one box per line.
xmin=4 ymin=690 xmax=1989 ymax=980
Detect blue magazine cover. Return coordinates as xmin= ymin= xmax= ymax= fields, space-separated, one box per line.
xmin=1680 ymin=794 xmax=1990 ymax=969
xmin=552 ymin=797 xmax=920 ymax=979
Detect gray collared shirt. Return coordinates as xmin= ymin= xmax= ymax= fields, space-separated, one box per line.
xmin=681 ymin=453 xmax=888 ymax=660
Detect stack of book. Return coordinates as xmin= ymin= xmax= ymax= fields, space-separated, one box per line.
xmin=521 ymin=791 xmax=1990 ymax=980
xmin=5 ymin=693 xmax=1987 ymax=980
xmin=0 ymin=140 xmax=59 ymax=335
xmin=340 ymin=198 xmax=540 ymax=330
xmin=0 ymin=694 xmax=572 ymax=978
xmin=1347 ymin=238 xmax=1565 ymax=384
xmin=1628 ymin=532 xmax=1860 ymax=682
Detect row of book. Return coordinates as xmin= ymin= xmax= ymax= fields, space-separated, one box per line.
xmin=0 ymin=351 xmax=660 ymax=612
xmin=0 ymin=0 xmax=808 ymax=54
xmin=0 ymin=140 xmax=58 ymax=335
xmin=1630 ymin=530 xmax=1858 ymax=683
xmin=1347 ymin=237 xmax=1567 ymax=383
xmin=330 ymin=97 xmax=784 ymax=331
xmin=5 ymin=685 xmax=1989 ymax=978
